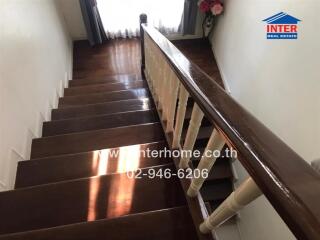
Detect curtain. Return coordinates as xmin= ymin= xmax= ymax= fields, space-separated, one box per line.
xmin=181 ymin=0 xmax=198 ymax=35
xmin=79 ymin=0 xmax=107 ymax=46
xmin=96 ymin=0 xmax=185 ymax=39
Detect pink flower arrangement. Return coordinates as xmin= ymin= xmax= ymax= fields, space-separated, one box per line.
xmin=198 ymin=0 xmax=224 ymax=16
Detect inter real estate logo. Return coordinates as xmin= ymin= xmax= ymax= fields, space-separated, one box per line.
xmin=263 ymin=12 xmax=301 ymax=40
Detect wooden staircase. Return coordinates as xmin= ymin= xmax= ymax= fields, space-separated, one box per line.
xmin=0 ymin=40 xmax=234 ymax=240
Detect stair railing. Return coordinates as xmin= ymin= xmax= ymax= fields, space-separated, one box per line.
xmin=140 ymin=14 xmax=320 ymax=240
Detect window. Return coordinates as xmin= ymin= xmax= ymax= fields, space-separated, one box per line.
xmin=97 ymin=0 xmax=185 ymax=38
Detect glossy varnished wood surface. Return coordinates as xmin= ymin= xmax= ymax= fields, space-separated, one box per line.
xmin=69 ymin=74 xmax=139 ymax=87
xmin=1 ymin=37 xmax=239 ymax=239
xmin=0 ymin=164 xmax=186 ymax=234
xmin=142 ymin=24 xmax=320 ymax=239
xmin=51 ymin=98 xmax=154 ymax=120
xmin=59 ymin=88 xmax=150 ymax=107
xmin=31 ymin=123 xmax=164 ymax=159
xmin=15 ymin=142 xmax=170 ymax=188
xmin=0 ymin=37 xmax=210 ymax=239
xmin=0 ymin=207 xmax=197 ymax=240
xmin=64 ymin=80 xmax=147 ymax=96
xmin=172 ymin=38 xmax=224 ymax=88
xmin=73 ymin=39 xmax=141 ymax=78
xmin=42 ymin=110 xmax=159 ymax=136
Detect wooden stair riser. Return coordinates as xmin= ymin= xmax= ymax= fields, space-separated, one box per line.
xmin=64 ymin=81 xmax=147 ymax=96
xmin=16 ymin=142 xmax=170 ymax=188
xmin=59 ymin=88 xmax=150 ymax=107
xmin=69 ymin=74 xmax=139 ymax=87
xmin=42 ymin=110 xmax=159 ymax=137
xmin=0 ymin=207 xmax=197 ymax=240
xmin=51 ymin=98 xmax=154 ymax=120
xmin=0 ymin=165 xmax=186 ymax=235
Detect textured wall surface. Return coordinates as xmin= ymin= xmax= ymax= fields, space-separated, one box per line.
xmin=0 ymin=0 xmax=73 ymax=190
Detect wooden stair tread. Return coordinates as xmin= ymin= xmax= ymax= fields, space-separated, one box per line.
xmin=69 ymin=74 xmax=139 ymax=87
xmin=0 ymin=206 xmax=197 ymax=240
xmin=73 ymin=70 xmax=139 ymax=79
xmin=0 ymin=38 xmax=236 ymax=240
xmin=192 ymin=158 xmax=233 ymax=182
xmin=0 ymin=164 xmax=186 ymax=235
xmin=16 ymin=141 xmax=170 ymax=188
xmin=64 ymin=80 xmax=146 ymax=96
xmin=31 ymin=123 xmax=165 ymax=159
xmin=51 ymin=98 xmax=154 ymax=120
xmin=42 ymin=109 xmax=159 ymax=137
xmin=59 ymin=88 xmax=150 ymax=107
xmin=201 ymin=179 xmax=233 ymax=202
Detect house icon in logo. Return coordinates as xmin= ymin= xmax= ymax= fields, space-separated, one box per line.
xmin=263 ymin=12 xmax=301 ymax=39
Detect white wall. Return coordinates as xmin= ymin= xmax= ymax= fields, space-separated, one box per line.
xmin=56 ymin=0 xmax=87 ymax=40
xmin=210 ymin=1 xmax=320 ymax=239
xmin=0 ymin=0 xmax=73 ymax=190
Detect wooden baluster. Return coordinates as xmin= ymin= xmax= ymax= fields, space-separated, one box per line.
xmin=172 ymin=85 xmax=189 ymax=149
xmin=156 ymin=55 xmax=165 ymax=111
xmin=179 ymin=103 xmax=204 ymax=169
xmin=152 ymin=44 xmax=161 ymax=106
xmin=159 ymin=60 xmax=170 ymax=121
xmin=148 ymin=43 xmax=156 ymax=96
xmin=148 ymin=40 xmax=157 ymax=96
xmin=144 ymin=36 xmax=151 ymax=88
xmin=150 ymin=46 xmax=159 ymax=104
xmin=166 ymin=69 xmax=179 ymax=133
xmin=200 ymin=177 xmax=262 ymax=233
xmin=187 ymin=129 xmax=225 ymax=197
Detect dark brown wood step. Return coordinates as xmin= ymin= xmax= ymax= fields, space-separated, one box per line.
xmin=0 ymin=164 xmax=186 ymax=235
xmin=43 ymin=110 xmax=159 ymax=137
xmin=72 ymin=70 xmax=140 ymax=79
xmin=52 ymin=98 xmax=154 ymax=120
xmin=0 ymin=206 xmax=197 ymax=240
xmin=64 ymin=80 xmax=146 ymax=96
xmin=192 ymin=158 xmax=233 ymax=182
xmin=72 ymin=70 xmax=114 ymax=79
xmin=69 ymin=74 xmax=139 ymax=87
xmin=201 ymin=179 xmax=233 ymax=203
xmin=31 ymin=123 xmax=164 ymax=159
xmin=16 ymin=142 xmax=170 ymax=188
xmin=59 ymin=88 xmax=150 ymax=108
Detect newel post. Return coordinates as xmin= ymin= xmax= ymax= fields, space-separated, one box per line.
xmin=139 ymin=14 xmax=147 ymax=75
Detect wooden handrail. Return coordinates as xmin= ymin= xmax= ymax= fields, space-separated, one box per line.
xmin=141 ymin=22 xmax=320 ymax=239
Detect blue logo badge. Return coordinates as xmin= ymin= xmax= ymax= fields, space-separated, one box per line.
xmin=263 ymin=12 xmax=301 ymax=39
